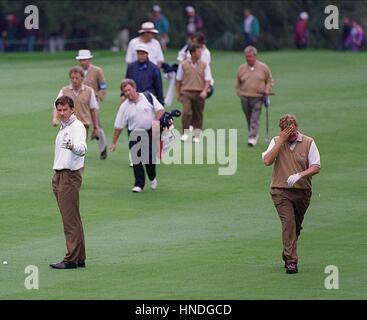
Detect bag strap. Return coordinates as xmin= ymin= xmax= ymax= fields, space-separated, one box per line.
xmin=143 ymin=90 xmax=154 ymax=106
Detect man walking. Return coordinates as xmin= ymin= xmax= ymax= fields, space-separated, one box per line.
xmin=125 ymin=43 xmax=164 ymax=105
xmin=262 ymin=114 xmax=321 ymax=274
xmin=125 ymin=22 xmax=164 ymax=68
xmin=151 ymin=5 xmax=170 ymax=51
xmin=76 ymin=49 xmax=108 ymax=160
xmin=111 ymin=79 xmax=165 ymax=193
xmin=50 ymin=96 xmax=87 ymax=269
xmin=235 ymin=46 xmax=273 ymax=147
xmin=241 ymin=8 xmax=260 ymax=47
xmin=52 ymin=67 xmax=99 ymax=154
xmin=176 ymin=44 xmax=212 ymax=143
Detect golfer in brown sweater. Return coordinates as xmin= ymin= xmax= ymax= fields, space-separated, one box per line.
xmin=262 ymin=114 xmax=320 ymax=274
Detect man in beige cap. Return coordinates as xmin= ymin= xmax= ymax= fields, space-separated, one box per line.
xmin=125 ymin=21 xmax=164 ymax=68
xmin=76 ymin=49 xmax=108 ymax=160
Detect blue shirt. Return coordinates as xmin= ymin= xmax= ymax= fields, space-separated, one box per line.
xmin=125 ymin=59 xmax=164 ymax=105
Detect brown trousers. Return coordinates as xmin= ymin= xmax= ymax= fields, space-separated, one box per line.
xmin=52 ymin=169 xmax=86 ymax=264
xmin=270 ymin=188 xmax=311 ymax=264
xmin=180 ymin=91 xmax=205 ymax=131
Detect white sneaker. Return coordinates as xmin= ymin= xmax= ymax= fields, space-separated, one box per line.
xmin=150 ymin=178 xmax=158 ymax=190
xmin=132 ymin=186 xmax=142 ymax=193
xmin=248 ymin=137 xmax=256 ymax=147
xmin=129 ymin=162 xmax=133 ymax=167
xmin=181 ymin=133 xmax=189 ymax=142
xmin=193 ymin=137 xmax=200 ymax=143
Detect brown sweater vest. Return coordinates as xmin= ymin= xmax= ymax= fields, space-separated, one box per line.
xmin=181 ymin=60 xmax=207 ymax=92
xmin=62 ymin=85 xmax=93 ymax=126
xmin=271 ymin=135 xmax=313 ymax=189
xmin=83 ymin=65 xmax=106 ymax=101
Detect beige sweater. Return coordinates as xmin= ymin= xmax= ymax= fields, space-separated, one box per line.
xmin=235 ymin=60 xmax=273 ymax=97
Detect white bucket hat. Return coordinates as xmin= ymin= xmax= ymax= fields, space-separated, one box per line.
xmin=135 ymin=43 xmax=149 ymax=53
xmin=138 ymin=22 xmax=158 ymax=34
xmin=75 ymin=49 xmax=93 ymax=60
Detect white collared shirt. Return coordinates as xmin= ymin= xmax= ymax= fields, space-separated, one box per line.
xmin=262 ymin=133 xmax=321 ymax=167
xmin=53 ymin=117 xmax=87 ymax=171
xmin=125 ymin=37 xmax=164 ymax=66
xmin=114 ymin=93 xmax=164 ymax=131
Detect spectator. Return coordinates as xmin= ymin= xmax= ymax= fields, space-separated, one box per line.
xmin=48 ymin=32 xmax=65 ymax=52
xmin=345 ymin=20 xmax=365 ymax=51
xmin=341 ymin=16 xmax=352 ymax=50
xmin=185 ymin=6 xmax=204 ymax=40
xmin=4 ymin=13 xmax=17 ymax=52
xmin=240 ymin=8 xmax=260 ymax=48
xmin=151 ymin=5 xmax=170 ymax=50
xmin=294 ymin=12 xmax=309 ymax=49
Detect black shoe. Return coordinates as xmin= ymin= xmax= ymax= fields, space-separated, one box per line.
xmin=49 ymin=261 xmax=77 ymax=269
xmin=100 ymin=147 xmax=107 ymax=160
xmin=285 ymin=263 xmax=298 ymax=274
xmin=78 ymin=261 xmax=86 ymax=268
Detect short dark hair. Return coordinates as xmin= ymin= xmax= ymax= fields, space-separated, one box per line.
xmin=55 ymin=95 xmax=74 ymax=109
xmin=192 ymin=32 xmax=206 ymax=45
xmin=188 ymin=43 xmax=201 ymax=54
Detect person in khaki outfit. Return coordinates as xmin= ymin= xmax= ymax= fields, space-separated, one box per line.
xmin=50 ymin=96 xmax=87 ymax=269
xmin=235 ymin=46 xmax=273 ymax=147
xmin=262 ymin=114 xmax=321 ymax=274
xmin=76 ymin=49 xmax=108 ymax=160
xmin=176 ymin=44 xmax=212 ymax=143
xmin=52 ymin=67 xmax=99 ymax=154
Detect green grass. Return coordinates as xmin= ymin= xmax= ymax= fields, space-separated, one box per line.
xmin=0 ymin=49 xmax=366 ymax=299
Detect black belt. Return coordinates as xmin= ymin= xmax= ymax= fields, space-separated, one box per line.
xmin=54 ymin=169 xmax=78 ymax=173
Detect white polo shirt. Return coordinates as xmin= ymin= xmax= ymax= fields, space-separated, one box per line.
xmin=114 ymin=93 xmax=164 ymax=131
xmin=53 ymin=116 xmax=87 ymax=171
xmin=125 ymin=37 xmax=164 ymax=66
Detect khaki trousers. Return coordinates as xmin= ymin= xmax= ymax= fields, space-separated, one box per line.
xmin=240 ymin=96 xmax=263 ymax=139
xmin=270 ymin=188 xmax=311 ymax=264
xmin=52 ymin=169 xmax=86 ymax=264
xmin=180 ymin=91 xmax=205 ymax=131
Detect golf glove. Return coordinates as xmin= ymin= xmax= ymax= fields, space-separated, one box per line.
xmin=287 ymin=173 xmax=302 ymax=187
xmin=61 ymin=139 xmax=73 ymax=150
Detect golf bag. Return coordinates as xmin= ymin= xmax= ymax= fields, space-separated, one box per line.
xmin=159 ymin=109 xmax=181 ymax=157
